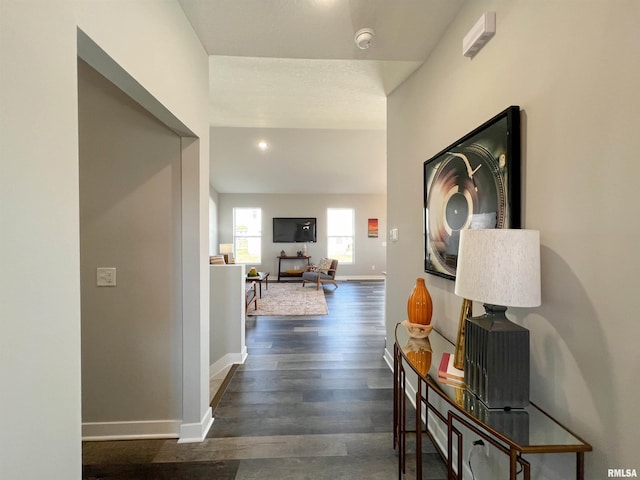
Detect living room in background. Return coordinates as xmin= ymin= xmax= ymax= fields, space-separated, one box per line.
xmin=327 ymin=208 xmax=354 ymax=264
xmin=233 ymin=207 xmax=261 ymax=264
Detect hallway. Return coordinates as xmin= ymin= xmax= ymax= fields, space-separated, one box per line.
xmin=83 ymin=281 xmax=447 ymax=479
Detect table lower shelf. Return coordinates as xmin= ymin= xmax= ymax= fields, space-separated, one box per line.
xmin=278 ymin=273 xmax=304 ymax=282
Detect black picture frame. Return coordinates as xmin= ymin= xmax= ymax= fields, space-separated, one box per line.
xmin=423 ymin=106 xmax=521 ymax=280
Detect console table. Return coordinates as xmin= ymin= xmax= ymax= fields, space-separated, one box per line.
xmin=277 ymin=255 xmax=311 ymax=282
xmin=393 ymin=323 xmax=591 ymax=480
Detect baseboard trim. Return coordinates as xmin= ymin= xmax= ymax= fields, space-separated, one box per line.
xmin=178 ymin=407 xmax=213 ymax=444
xmin=240 ymin=345 xmax=248 ymax=364
xmin=210 ymin=351 xmax=247 ymax=379
xmin=383 ymin=347 xmax=394 ymax=371
xmin=335 ymin=275 xmax=385 ymax=281
xmin=82 ymin=419 xmax=180 ymax=441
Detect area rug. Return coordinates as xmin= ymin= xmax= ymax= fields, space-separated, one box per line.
xmin=248 ymin=283 xmax=328 ymax=316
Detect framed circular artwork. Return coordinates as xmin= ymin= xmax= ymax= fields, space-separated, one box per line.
xmin=423 ymin=106 xmax=521 ymax=280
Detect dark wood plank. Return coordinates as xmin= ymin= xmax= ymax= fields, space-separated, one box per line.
xmin=82 ymin=281 xmax=447 ymax=479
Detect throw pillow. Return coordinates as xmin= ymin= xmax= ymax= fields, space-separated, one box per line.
xmin=317 ymin=258 xmax=332 ymax=273
xmin=210 ymin=255 xmax=226 ymax=265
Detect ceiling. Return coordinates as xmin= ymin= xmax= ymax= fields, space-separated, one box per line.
xmin=178 ymin=0 xmax=466 ymax=194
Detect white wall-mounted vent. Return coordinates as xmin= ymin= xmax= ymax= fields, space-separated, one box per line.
xmin=462 ymin=12 xmax=496 ymax=58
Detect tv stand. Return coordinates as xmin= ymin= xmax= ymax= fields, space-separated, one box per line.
xmin=277 ymin=255 xmax=311 ymax=282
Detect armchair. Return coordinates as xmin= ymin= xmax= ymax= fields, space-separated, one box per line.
xmin=302 ymin=258 xmax=338 ymax=290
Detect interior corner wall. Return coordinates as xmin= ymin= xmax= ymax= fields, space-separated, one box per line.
xmin=218 ymin=193 xmax=387 ymax=277
xmin=76 ymin=1 xmax=212 ymax=444
xmin=386 ymin=1 xmax=640 ymax=478
xmin=78 ymin=59 xmax=182 ymax=433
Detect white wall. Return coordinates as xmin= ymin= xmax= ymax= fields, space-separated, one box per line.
xmin=218 ymin=193 xmax=387 ymax=278
xmin=386 ymin=1 xmax=640 ymax=478
xmin=77 ymin=0 xmax=212 ymax=446
xmin=78 ymin=60 xmax=183 ymax=436
xmin=209 ymin=264 xmax=247 ymax=375
xmin=0 ymin=1 xmax=210 ymax=477
xmin=1 ymin=3 xmax=80 ymax=478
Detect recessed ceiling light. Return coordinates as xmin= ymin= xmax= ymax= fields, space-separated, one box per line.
xmin=258 ymin=141 xmax=268 ymax=151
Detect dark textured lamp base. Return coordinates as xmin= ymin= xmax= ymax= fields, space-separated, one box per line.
xmin=463 ymin=389 xmax=530 ymax=444
xmin=464 ymin=304 xmax=530 ymax=409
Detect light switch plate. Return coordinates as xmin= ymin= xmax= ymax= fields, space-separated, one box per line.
xmin=97 ymin=267 xmax=116 ymax=287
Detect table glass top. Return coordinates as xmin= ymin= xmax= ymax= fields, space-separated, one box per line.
xmin=395 ymin=323 xmax=591 ymax=452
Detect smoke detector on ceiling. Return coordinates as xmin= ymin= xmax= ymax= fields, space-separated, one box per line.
xmin=354 ymin=28 xmax=375 ymax=50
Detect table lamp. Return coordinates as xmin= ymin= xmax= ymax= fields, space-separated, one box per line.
xmin=454 ymin=228 xmax=540 ymax=409
xmin=219 ymin=243 xmax=234 ymax=264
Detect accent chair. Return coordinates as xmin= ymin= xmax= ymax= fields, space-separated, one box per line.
xmin=302 ymin=258 xmax=338 ymax=290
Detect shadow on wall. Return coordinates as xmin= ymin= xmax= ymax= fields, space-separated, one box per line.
xmin=525 ymin=246 xmax=613 ymax=468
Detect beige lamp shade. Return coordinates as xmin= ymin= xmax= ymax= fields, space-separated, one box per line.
xmin=219 ymin=243 xmax=234 ymax=255
xmin=454 ymin=229 xmax=541 ymax=308
xmin=454 ymin=228 xmax=540 ymax=408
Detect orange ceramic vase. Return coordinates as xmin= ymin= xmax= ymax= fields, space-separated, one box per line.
xmin=406 ymin=348 xmax=432 ymax=377
xmin=407 ymin=278 xmax=433 ymax=325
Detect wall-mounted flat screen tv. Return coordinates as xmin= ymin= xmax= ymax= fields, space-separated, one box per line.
xmin=273 ymin=217 xmax=317 ymax=243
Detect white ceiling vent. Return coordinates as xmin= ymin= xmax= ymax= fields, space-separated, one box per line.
xmin=462 ymin=12 xmax=496 ymax=58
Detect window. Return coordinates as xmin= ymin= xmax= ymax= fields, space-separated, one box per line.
xmin=233 ymin=208 xmax=261 ymax=264
xmin=327 ymin=208 xmax=354 ymax=264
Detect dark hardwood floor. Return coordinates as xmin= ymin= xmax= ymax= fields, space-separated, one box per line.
xmin=83 ymin=280 xmax=447 ymax=479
